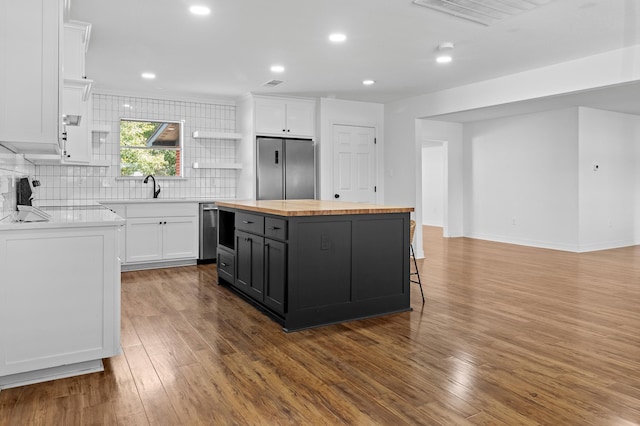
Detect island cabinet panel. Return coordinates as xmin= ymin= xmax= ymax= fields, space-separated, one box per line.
xmin=263 ymin=239 xmax=286 ymax=314
xmin=352 ymin=217 xmax=407 ymax=299
xmin=235 ymin=231 xmax=264 ymax=298
xmin=217 ymin=203 xmax=412 ymax=331
xmin=290 ymin=220 xmax=352 ymax=308
xmin=285 ymin=214 xmax=410 ymax=331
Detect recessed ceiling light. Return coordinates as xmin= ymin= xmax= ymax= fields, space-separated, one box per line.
xmin=189 ymin=5 xmax=211 ymax=15
xmin=362 ymin=80 xmax=375 ymax=85
xmin=329 ymin=33 xmax=347 ymax=43
xmin=270 ymin=65 xmax=285 ymax=73
xmin=436 ymin=42 xmax=454 ymax=64
xmin=141 ymin=72 xmax=156 ymax=79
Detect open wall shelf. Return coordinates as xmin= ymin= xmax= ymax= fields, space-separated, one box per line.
xmin=192 ymin=131 xmax=242 ymax=140
xmin=191 ymin=162 xmax=242 ymax=169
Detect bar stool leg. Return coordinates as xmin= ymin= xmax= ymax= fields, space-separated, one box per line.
xmin=410 ymin=243 xmax=425 ymax=304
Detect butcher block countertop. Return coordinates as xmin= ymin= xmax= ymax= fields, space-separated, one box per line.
xmin=215 ymin=199 xmax=414 ymax=217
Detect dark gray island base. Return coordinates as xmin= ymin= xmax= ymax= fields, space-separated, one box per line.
xmin=215 ymin=200 xmax=414 ymax=331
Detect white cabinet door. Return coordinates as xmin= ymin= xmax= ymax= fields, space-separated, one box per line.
xmin=62 ymin=89 xmax=90 ymax=163
xmin=285 ymin=99 xmax=315 ymax=138
xmin=126 ymin=218 xmax=163 ymax=263
xmin=255 ymin=98 xmax=287 ymax=135
xmin=162 ymin=217 xmax=198 ymax=260
xmin=0 ymin=0 xmax=61 ymax=154
xmin=61 ymin=20 xmax=92 ymax=164
xmin=0 ymin=226 xmax=120 ymax=377
xmin=254 ymin=97 xmax=316 ymax=138
xmin=64 ymin=21 xmax=89 ymax=80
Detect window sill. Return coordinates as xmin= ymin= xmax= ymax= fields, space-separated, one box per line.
xmin=115 ymin=176 xmax=188 ymax=181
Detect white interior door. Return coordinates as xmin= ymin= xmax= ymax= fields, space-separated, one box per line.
xmin=332 ymin=125 xmax=376 ymax=203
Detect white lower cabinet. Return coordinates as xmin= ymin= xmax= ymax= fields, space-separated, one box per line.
xmin=101 ymin=203 xmax=126 ymax=260
xmin=124 ymin=203 xmax=198 ymax=266
xmin=0 ymin=225 xmax=121 ymax=387
xmin=126 ymin=218 xmax=163 ymax=262
xmin=162 ymin=217 xmax=199 ymax=259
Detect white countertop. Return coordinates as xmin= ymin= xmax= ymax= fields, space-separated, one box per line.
xmin=0 ymin=207 xmax=125 ymax=231
xmin=36 ymin=198 xmax=225 ymax=207
xmin=0 ymin=197 xmax=239 ymax=231
xmin=98 ymin=198 xmax=221 ymax=205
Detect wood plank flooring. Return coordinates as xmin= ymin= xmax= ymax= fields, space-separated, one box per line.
xmin=2 ymin=226 xmax=640 ymax=425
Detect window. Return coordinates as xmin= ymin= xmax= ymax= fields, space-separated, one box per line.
xmin=119 ymin=119 xmax=184 ymax=177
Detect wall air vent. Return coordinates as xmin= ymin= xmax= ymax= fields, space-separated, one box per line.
xmin=412 ymin=0 xmax=554 ymax=26
xmin=263 ymin=79 xmax=284 ymax=88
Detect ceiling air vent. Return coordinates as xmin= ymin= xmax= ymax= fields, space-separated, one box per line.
xmin=263 ymin=79 xmax=284 ymax=88
xmin=412 ymin=0 xmax=554 ymax=26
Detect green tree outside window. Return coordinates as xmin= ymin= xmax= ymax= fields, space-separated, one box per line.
xmin=120 ymin=120 xmax=182 ymax=177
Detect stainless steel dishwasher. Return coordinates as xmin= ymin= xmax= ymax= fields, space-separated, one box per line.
xmin=198 ymin=203 xmax=217 ymax=264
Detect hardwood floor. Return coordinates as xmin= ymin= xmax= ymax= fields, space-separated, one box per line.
xmin=2 ymin=226 xmax=640 ymax=425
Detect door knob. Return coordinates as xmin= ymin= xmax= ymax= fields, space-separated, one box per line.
xmin=334 ymin=194 xmax=340 ymax=199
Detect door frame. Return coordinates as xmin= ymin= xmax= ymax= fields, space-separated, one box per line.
xmin=414 ymin=138 xmax=449 ymax=259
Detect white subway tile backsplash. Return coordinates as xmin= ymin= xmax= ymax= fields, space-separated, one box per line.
xmin=34 ymin=93 xmax=238 ymax=202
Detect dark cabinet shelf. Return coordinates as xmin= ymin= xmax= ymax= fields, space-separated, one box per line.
xmin=218 ymin=210 xmax=235 ymax=250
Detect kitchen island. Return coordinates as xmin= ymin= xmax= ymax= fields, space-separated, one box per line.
xmin=0 ymin=205 xmax=124 ymax=388
xmin=215 ymin=200 xmax=414 ymax=331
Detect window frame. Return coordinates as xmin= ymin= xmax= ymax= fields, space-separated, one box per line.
xmin=118 ymin=118 xmax=185 ymax=178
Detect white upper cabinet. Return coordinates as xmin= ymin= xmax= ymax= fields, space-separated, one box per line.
xmin=63 ymin=20 xmax=90 ymax=80
xmin=62 ymin=20 xmax=93 ymax=164
xmin=0 ymin=0 xmax=62 ymax=155
xmin=254 ymin=97 xmax=316 ymax=138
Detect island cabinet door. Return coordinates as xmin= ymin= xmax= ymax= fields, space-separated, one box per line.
xmin=264 ymin=239 xmax=286 ymax=315
xmin=235 ymin=231 xmax=264 ymax=299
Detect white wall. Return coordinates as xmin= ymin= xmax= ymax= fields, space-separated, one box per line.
xmin=464 ymin=108 xmax=580 ymax=251
xmin=385 ymin=45 xmax=640 ymax=252
xmin=421 ymin=144 xmax=444 ymax=226
xmin=578 ymin=107 xmax=640 ymax=250
xmin=637 ymin=130 xmax=640 ymax=244
xmin=236 ymin=93 xmax=256 ymax=200
xmin=318 ymin=98 xmax=384 ymax=202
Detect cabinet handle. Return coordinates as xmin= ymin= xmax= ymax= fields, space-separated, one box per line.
xmin=159 ymin=221 xmax=162 ymax=225
xmin=220 ymin=262 xmax=227 ymax=267
xmin=243 ymin=220 xmax=253 ymax=224
xmin=282 ymin=129 xmax=286 ymax=132
xmin=268 ymin=226 xmax=280 ymax=230
xmin=164 ymin=221 xmax=167 ymax=225
xmin=287 ymin=129 xmax=290 ymax=132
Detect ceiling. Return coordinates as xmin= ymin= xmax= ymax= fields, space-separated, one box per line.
xmin=71 ymin=0 xmax=639 ymax=115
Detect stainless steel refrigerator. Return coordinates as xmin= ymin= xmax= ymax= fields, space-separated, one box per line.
xmin=257 ymin=137 xmax=316 ymax=200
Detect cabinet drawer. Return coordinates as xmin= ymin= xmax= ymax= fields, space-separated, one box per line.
xmin=217 ymin=250 xmax=235 ymax=283
xmin=236 ymin=212 xmax=264 ymax=234
xmin=265 ymin=217 xmax=287 ymax=240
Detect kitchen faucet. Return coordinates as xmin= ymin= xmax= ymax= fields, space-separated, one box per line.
xmin=143 ymin=175 xmax=161 ymax=198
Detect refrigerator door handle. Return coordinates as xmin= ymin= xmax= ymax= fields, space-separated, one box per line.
xmin=275 ymin=150 xmax=279 ymax=164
